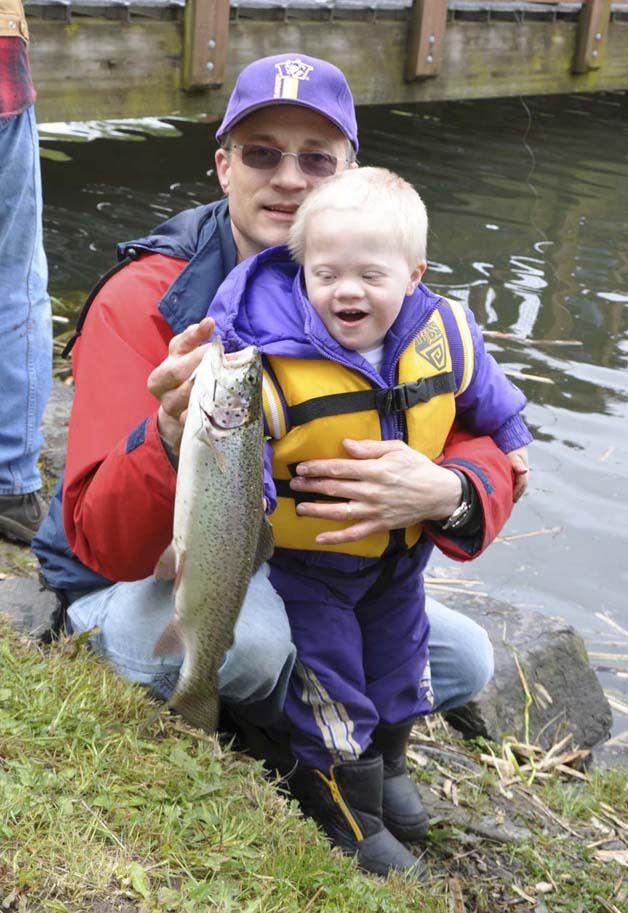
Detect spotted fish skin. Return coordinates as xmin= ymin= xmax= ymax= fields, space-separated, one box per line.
xmin=154 ymin=338 xmax=273 ymax=732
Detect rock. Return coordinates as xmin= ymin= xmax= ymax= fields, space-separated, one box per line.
xmin=441 ymin=592 xmax=613 ymax=751
xmin=590 ymin=738 xmax=628 ymax=769
xmin=0 ymin=576 xmax=62 ymax=640
xmin=40 ymin=379 xmax=73 ymax=479
xmin=421 ymin=794 xmax=533 ymax=844
xmin=0 ymin=382 xmax=71 ymax=643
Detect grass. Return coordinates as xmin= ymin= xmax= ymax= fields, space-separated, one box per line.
xmin=2 ymin=350 xmax=627 ymax=911
xmin=0 ymin=617 xmax=442 ymax=913
xmin=0 ymin=618 xmax=626 ymax=913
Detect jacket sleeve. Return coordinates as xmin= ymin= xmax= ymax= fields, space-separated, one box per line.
xmin=263 ymin=440 xmax=277 ymax=515
xmin=455 ymin=305 xmax=533 ymax=453
xmin=63 ymin=253 xmax=187 ymax=581
xmin=427 ymin=423 xmax=515 ymax=562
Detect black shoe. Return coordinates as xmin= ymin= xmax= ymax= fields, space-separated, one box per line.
xmin=372 ymin=720 xmax=429 ymax=843
xmin=289 ymin=752 xmax=425 ymax=879
xmin=0 ymin=492 xmax=47 ymax=545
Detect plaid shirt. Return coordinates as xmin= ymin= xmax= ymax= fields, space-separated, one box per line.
xmin=0 ymin=37 xmax=36 ymax=117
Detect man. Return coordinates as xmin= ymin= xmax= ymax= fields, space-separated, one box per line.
xmin=34 ymin=54 xmax=516 ymax=876
xmin=0 ymin=0 xmax=52 ymax=544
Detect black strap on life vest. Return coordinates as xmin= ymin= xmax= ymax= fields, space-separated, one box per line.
xmin=287 ymin=370 xmax=456 ymax=429
xmin=274 ymin=462 xmax=349 ymax=505
xmin=61 ymin=254 xmax=137 ymax=358
xmin=274 ymin=479 xmax=342 ymax=505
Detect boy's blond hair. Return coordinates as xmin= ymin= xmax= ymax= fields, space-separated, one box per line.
xmin=288 ymin=166 xmax=428 ymax=268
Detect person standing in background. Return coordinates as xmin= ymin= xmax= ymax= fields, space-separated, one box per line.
xmin=0 ymin=0 xmax=52 ymax=544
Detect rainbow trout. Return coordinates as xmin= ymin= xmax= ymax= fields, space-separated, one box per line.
xmin=153 ymin=338 xmax=273 ymax=732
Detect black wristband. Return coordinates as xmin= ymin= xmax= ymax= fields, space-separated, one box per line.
xmin=432 ymin=468 xmax=482 ymax=536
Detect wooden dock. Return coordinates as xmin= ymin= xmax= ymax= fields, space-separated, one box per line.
xmin=28 ymin=0 xmax=628 ymax=123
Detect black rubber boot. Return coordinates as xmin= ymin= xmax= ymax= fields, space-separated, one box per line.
xmin=371 ymin=720 xmax=429 ymax=843
xmin=289 ymin=752 xmax=425 ymax=879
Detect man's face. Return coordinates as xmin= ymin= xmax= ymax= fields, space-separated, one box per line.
xmin=215 ymin=105 xmax=351 ymax=261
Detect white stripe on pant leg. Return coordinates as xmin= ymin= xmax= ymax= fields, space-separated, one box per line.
xmin=420 ymin=658 xmax=435 ymax=709
xmin=296 ymin=660 xmax=362 ymax=763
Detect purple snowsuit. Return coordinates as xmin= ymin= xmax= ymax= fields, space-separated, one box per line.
xmin=210 ymin=246 xmax=531 ymax=770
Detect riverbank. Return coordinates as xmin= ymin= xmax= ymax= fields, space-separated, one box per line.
xmin=0 ymin=614 xmax=626 ymax=913
xmin=1 ymin=382 xmax=626 ymax=911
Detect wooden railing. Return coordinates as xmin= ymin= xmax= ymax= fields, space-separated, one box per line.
xmin=26 ymin=0 xmax=628 ymax=122
xmin=180 ymin=0 xmax=618 ymax=91
xmin=405 ymin=1 xmax=613 ymax=80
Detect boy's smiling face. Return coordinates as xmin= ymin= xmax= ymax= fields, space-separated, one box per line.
xmin=303 ymin=209 xmax=426 ymax=352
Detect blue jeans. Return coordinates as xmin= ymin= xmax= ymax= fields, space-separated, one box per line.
xmin=0 ymin=105 xmax=52 ymax=494
xmin=68 ymin=567 xmax=493 ymax=719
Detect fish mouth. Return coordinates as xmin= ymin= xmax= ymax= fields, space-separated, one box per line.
xmin=223 ymin=346 xmax=258 ymax=368
xmin=199 ymin=405 xmax=242 ymax=432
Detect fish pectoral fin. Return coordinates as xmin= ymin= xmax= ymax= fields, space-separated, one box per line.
xmin=195 ymin=419 xmax=228 ymax=474
xmin=253 ymin=515 xmax=275 ymax=573
xmin=154 ymin=542 xmax=177 ymax=581
xmin=153 ymin=618 xmax=185 ymax=658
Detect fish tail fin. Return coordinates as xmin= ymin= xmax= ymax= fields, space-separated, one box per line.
xmin=169 ymin=676 xmax=220 ymax=734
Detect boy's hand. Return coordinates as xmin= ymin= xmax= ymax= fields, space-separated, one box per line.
xmin=508 ymin=446 xmax=529 ymax=502
xmin=290 ymin=439 xmax=463 ymax=546
xmin=147 ymin=317 xmax=215 ymax=455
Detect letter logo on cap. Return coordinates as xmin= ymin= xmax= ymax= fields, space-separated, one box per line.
xmin=274 ymin=59 xmax=314 ymax=100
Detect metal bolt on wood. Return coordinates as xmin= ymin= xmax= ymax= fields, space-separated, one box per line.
xmin=406 ymin=0 xmax=448 ymax=80
xmin=573 ymin=0 xmax=611 ymax=74
xmin=182 ymin=0 xmax=230 ymax=91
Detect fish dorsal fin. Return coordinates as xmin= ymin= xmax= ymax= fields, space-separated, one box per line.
xmin=253 ymin=516 xmax=275 ymax=573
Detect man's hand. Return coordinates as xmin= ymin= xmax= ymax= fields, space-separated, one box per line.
xmin=507 ymin=446 xmax=529 ymax=502
xmin=290 ymin=439 xmax=463 ymax=546
xmin=147 ymin=316 xmax=215 ymax=454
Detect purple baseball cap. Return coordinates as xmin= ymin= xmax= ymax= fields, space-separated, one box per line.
xmin=215 ymin=53 xmax=359 ymax=152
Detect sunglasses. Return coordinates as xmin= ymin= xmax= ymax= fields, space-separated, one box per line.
xmin=225 ymin=143 xmax=344 ymax=179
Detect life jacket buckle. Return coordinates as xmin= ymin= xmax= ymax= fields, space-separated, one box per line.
xmin=376 ymin=381 xmax=428 ymax=415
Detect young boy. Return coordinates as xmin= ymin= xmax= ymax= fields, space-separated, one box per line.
xmin=209 ymin=167 xmax=532 ymax=878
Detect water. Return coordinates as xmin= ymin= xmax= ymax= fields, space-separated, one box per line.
xmin=39 ymin=93 xmax=628 ymax=735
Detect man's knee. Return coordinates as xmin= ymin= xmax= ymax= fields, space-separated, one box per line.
xmin=426 ymin=597 xmax=495 ymax=712
xmin=219 ymin=623 xmax=296 ymax=704
xmin=462 ymin=623 xmax=494 ymax=703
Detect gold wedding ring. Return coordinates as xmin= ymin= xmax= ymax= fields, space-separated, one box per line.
xmin=346 ymin=502 xmax=353 ymax=521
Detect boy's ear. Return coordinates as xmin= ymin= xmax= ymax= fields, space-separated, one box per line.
xmin=406 ymin=262 xmax=427 ymax=296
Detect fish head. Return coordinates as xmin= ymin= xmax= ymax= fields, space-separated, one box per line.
xmin=196 ymin=337 xmax=262 ymax=437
